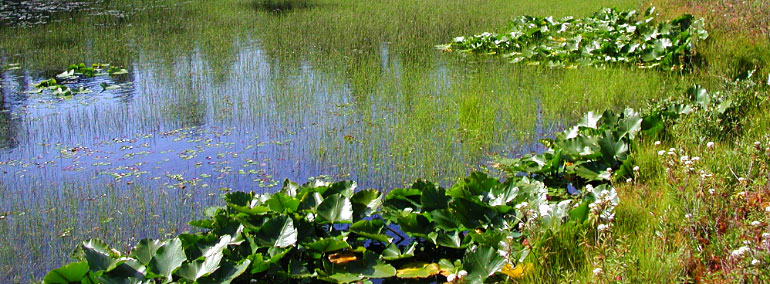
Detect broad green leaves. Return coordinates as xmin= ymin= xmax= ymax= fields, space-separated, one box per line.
xmin=442 ymin=7 xmax=708 ymax=71
xmin=256 ymin=215 xmax=297 ymax=248
xmin=317 ymin=193 xmax=354 ymax=224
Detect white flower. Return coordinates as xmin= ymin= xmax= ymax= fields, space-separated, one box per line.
xmin=403 ymin=207 xmax=413 ymax=213
xmin=593 ymin=267 xmax=603 ymax=276
xmin=766 ymin=206 xmax=770 ymax=213
xmin=738 ymin=191 xmax=746 ymax=196
xmin=515 ymin=202 xmax=528 ymax=210
xmin=755 ymin=141 xmax=761 ymax=147
xmin=457 ymin=270 xmax=468 ymax=278
xmin=539 ymin=204 xmax=553 ymax=217
xmin=731 ymin=246 xmax=751 ymax=258
xmin=453 ymin=36 xmax=465 ymax=42
xmin=708 ymin=188 xmax=715 ymax=195
xmin=692 ymin=157 xmax=700 ymax=161
xmin=667 ymin=151 xmax=676 ymax=156
xmin=751 ymin=221 xmax=761 ymax=226
xmin=654 ymin=141 xmax=661 ymax=146
xmin=606 ymin=167 xmax=613 ymax=173
xmin=633 ymin=166 xmax=640 ymax=172
xmin=680 ymin=156 xmax=690 ymax=162
xmin=707 ymin=142 xmax=715 ymax=149
xmin=597 ymin=224 xmax=609 ymax=232
xmin=626 ymin=178 xmax=633 ymax=183
xmin=684 ymin=214 xmax=692 ymax=219
xmin=752 ymin=259 xmax=761 ymax=266
xmin=738 ymin=177 xmax=746 ymax=182
xmin=658 ymin=150 xmax=666 ymax=156
xmin=447 ymin=273 xmax=457 ymax=282
xmin=762 ymin=233 xmax=770 ymax=239
xmin=669 ymin=148 xmax=676 ymax=152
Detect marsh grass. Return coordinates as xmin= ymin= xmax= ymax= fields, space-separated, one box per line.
xmin=0 ymin=0 xmax=725 ymax=282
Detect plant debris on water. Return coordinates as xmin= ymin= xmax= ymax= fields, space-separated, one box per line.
xmin=439 ymin=7 xmax=709 ymax=71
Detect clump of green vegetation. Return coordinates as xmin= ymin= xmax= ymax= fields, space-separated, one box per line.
xmin=41 ymin=168 xmax=623 ymax=283
xmin=439 ymin=7 xmax=708 ymax=71
xmin=29 ymin=63 xmax=127 ymax=97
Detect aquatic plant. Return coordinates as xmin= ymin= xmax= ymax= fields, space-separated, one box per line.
xmin=439 ymin=7 xmax=709 ymax=71
xmin=30 ymin=63 xmax=128 ymax=97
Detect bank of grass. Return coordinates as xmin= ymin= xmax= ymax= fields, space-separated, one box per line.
xmin=512 ymin=2 xmax=770 ymax=283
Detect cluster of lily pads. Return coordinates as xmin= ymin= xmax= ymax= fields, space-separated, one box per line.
xmin=30 ymin=63 xmax=127 ymax=97
xmin=43 ymin=171 xmax=619 ymax=284
xmin=438 ymin=7 xmax=708 ymax=70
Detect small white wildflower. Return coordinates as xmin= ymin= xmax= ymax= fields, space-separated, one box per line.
xmin=457 ymin=270 xmax=468 ymax=278
xmin=680 ymin=156 xmax=690 ymax=162
xmin=751 ymin=221 xmax=761 ymax=226
xmin=752 ymin=259 xmax=760 ymax=266
xmin=766 ymin=206 xmax=770 ymax=212
xmin=691 ymin=157 xmax=700 ymax=162
xmin=593 ymin=267 xmax=603 ymax=276
xmin=684 ymin=214 xmax=692 ymax=219
xmin=669 ymin=148 xmax=676 ymax=152
xmin=597 ymin=224 xmax=609 ymax=232
xmin=738 ymin=177 xmax=746 ymax=182
xmin=731 ymin=246 xmax=751 ymax=258
xmin=606 ymin=167 xmax=613 ymax=173
xmin=707 ymin=142 xmax=715 ymax=150
xmin=755 ymin=141 xmax=761 ymax=147
xmin=403 ymin=207 xmax=413 ymax=213
xmin=684 ymin=161 xmax=693 ymax=166
xmin=447 ymin=273 xmax=457 ymax=282
xmin=667 ymin=151 xmax=676 ymax=156
xmin=626 ymin=178 xmax=633 ymax=183
xmin=708 ymin=188 xmax=715 ymax=195
xmin=654 ymin=141 xmax=662 ymax=146
xmin=515 ymin=202 xmax=528 ymax=210
xmin=633 ymin=166 xmax=640 ymax=172
xmin=539 ymin=204 xmax=553 ymax=217
xmin=762 ymin=233 xmax=770 ymax=239
xmin=453 ymin=36 xmax=465 ymax=42
xmin=658 ymin=150 xmax=666 ymax=156
xmin=738 ymin=191 xmax=746 ymax=196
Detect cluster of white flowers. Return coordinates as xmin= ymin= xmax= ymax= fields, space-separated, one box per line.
xmin=446 ymin=270 xmax=468 ymax=282
xmin=730 ymin=246 xmax=751 ymax=258
xmin=588 ymin=185 xmax=618 ymax=223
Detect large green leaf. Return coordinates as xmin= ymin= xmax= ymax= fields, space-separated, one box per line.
xmin=130 ymin=239 xmax=164 ymax=266
xmin=382 ymin=242 xmax=417 ymax=261
xmin=449 ymin=198 xmax=497 ymax=229
xmin=148 ymin=238 xmax=186 ymax=279
xmin=350 ymin=189 xmax=382 ymax=221
xmin=176 ymin=251 xmax=223 ymax=281
xmin=420 ymin=184 xmax=449 ymax=210
xmin=431 ymin=209 xmax=463 ymax=230
xmin=304 ymin=236 xmax=350 ymax=252
xmin=256 ymin=215 xmax=297 ymax=248
xmin=266 ymin=193 xmax=300 ymax=213
xmin=349 ymin=219 xmax=393 ymax=243
xmin=198 ymin=259 xmax=251 ymax=284
xmin=317 ymin=193 xmax=354 ymax=224
xmin=463 ymin=246 xmax=506 ymax=283
xmin=346 ymin=252 xmax=397 ymax=278
xmin=396 ymin=213 xmax=435 ymax=238
xmin=43 ymin=262 xmax=89 ymax=284
xmin=598 ymin=131 xmax=628 ymax=163
xmin=77 ymin=239 xmax=118 ymax=272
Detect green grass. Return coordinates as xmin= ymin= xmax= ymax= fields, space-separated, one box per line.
xmin=4 ymin=0 xmax=769 ymax=282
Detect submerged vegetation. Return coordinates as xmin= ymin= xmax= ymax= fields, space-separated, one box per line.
xmin=440 ymin=7 xmax=708 ymax=71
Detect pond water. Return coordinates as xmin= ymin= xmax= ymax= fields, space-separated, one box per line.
xmin=0 ymin=0 xmax=676 ymax=281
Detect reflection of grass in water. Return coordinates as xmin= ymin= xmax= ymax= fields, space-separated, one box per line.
xmin=0 ymin=181 xmax=213 ymax=281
